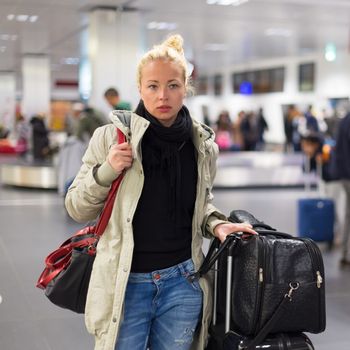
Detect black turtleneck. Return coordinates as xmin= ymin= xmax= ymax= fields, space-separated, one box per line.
xmin=131 ymin=101 xmax=198 ymax=272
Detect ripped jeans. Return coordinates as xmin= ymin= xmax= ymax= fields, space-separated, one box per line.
xmin=115 ymin=259 xmax=203 ymax=350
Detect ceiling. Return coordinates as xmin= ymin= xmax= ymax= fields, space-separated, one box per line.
xmin=1 ymin=0 xmax=350 ymax=89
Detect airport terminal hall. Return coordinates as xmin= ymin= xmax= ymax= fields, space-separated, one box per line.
xmin=1 ymin=0 xmax=350 ymax=349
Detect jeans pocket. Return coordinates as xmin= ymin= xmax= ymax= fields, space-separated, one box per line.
xmin=182 ymin=260 xmax=202 ymax=292
xmin=188 ymin=278 xmax=202 ymax=292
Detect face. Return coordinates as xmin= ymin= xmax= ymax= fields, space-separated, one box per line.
xmin=139 ymin=59 xmax=186 ymax=127
xmin=105 ymin=95 xmax=119 ymax=108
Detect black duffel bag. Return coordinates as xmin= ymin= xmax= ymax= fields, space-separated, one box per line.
xmin=225 ymin=210 xmax=325 ymax=336
xmin=191 ymin=210 xmax=325 ymax=349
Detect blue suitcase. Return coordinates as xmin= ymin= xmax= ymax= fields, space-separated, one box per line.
xmin=298 ymin=197 xmax=335 ymax=247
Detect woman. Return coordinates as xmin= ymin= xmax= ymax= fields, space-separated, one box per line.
xmin=65 ymin=34 xmax=256 ymax=350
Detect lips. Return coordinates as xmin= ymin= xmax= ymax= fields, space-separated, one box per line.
xmin=157 ymin=105 xmax=171 ymax=112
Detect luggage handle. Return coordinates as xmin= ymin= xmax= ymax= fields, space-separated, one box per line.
xmin=304 ymin=155 xmax=325 ymax=198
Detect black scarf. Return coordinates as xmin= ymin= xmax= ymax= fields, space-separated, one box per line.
xmin=134 ymin=100 xmax=193 ymax=221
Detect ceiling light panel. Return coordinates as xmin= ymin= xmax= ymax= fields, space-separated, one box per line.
xmin=147 ymin=22 xmax=177 ymax=30
xmin=7 ymin=14 xmax=39 ymax=22
xmin=206 ymin=0 xmax=249 ymax=6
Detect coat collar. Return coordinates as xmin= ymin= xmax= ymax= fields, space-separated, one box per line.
xmin=109 ymin=109 xmax=215 ymax=152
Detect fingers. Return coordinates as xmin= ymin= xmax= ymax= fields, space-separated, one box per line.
xmin=108 ymin=142 xmax=133 ymax=173
xmin=232 ymin=222 xmax=258 ymax=235
xmin=214 ymin=222 xmax=258 ymax=243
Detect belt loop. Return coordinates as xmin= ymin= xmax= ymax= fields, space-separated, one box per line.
xmin=178 ymin=261 xmax=186 ymax=276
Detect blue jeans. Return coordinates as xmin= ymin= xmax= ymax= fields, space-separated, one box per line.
xmin=115 ymin=259 xmax=203 ymax=350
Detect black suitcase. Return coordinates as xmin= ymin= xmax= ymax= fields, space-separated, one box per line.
xmin=190 ymin=210 xmax=323 ymax=350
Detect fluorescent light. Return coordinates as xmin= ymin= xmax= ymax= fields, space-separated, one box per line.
xmin=204 ymin=43 xmax=228 ymax=51
xmin=29 ymin=15 xmax=38 ymax=23
xmin=206 ymin=0 xmax=249 ymax=6
xmin=0 ymin=34 xmax=18 ymax=41
xmin=325 ymin=43 xmax=336 ymax=62
xmin=17 ymin=15 xmax=29 ymax=22
xmin=61 ymin=57 xmax=80 ymax=65
xmin=7 ymin=13 xmax=38 ymax=22
xmin=147 ymin=22 xmax=177 ymax=30
xmin=265 ymin=28 xmax=292 ymax=37
xmin=0 ymin=46 xmax=6 ymax=53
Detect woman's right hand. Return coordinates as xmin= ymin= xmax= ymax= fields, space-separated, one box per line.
xmin=107 ymin=142 xmax=133 ymax=173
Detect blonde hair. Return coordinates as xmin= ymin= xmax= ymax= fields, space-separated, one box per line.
xmin=137 ymin=34 xmax=193 ymax=94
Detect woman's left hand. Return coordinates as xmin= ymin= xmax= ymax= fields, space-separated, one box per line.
xmin=214 ymin=222 xmax=258 ymax=243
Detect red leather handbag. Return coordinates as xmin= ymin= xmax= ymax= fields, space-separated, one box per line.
xmin=36 ymin=128 xmax=126 ymax=313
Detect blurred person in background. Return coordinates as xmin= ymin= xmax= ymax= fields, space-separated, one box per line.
xmin=14 ymin=113 xmax=30 ymax=157
xmin=30 ymin=113 xmax=50 ymax=161
xmin=256 ymin=107 xmax=269 ymax=151
xmin=75 ymin=106 xmax=107 ymax=142
xmin=104 ymin=87 xmax=132 ymax=111
xmin=232 ymin=110 xmax=245 ymax=150
xmin=304 ymin=105 xmax=319 ymax=133
xmin=65 ymin=102 xmax=85 ymax=136
xmin=284 ymin=104 xmax=301 ymax=152
xmin=240 ymin=111 xmax=259 ymax=151
xmin=214 ymin=110 xmax=240 ymax=151
xmin=334 ymin=111 xmax=350 ymax=267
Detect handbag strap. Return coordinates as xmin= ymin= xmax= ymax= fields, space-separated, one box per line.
xmin=95 ymin=128 xmax=126 ymax=236
xmin=36 ymin=129 xmax=126 ymax=290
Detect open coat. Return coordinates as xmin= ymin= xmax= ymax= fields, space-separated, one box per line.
xmin=65 ymin=110 xmax=227 ymax=350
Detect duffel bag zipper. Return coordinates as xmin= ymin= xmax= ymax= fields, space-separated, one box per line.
xmin=301 ymin=238 xmax=326 ymax=330
xmin=253 ymin=236 xmax=267 ymax=335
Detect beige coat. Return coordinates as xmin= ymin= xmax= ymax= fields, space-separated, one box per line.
xmin=65 ymin=111 xmax=227 ymax=350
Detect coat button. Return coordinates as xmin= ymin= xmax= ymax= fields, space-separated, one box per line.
xmin=127 ymin=218 xmax=131 ymax=223
xmin=112 ymin=317 xmax=117 ymax=323
xmin=123 ymin=267 xmax=128 ymax=272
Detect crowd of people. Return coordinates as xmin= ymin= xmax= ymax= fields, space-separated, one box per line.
xmin=210 ymin=108 xmax=268 ymax=152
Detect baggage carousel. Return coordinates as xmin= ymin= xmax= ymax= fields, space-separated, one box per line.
xmin=214 ymin=151 xmax=317 ymax=189
xmin=0 ymin=151 xmax=315 ymax=190
xmin=0 ymin=157 xmax=57 ymax=189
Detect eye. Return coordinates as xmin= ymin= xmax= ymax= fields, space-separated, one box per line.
xmin=148 ymin=84 xmax=157 ymax=90
xmin=169 ymin=83 xmax=180 ymax=89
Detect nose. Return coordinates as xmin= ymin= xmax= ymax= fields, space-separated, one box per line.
xmin=158 ymin=87 xmax=168 ymax=100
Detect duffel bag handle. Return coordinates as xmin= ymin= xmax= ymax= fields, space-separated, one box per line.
xmin=255 ymin=228 xmax=293 ymax=239
xmin=230 ymin=210 xmax=294 ymax=239
xmin=187 ymin=233 xmax=241 ymax=281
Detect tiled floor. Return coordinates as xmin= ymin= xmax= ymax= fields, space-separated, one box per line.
xmin=0 ymin=170 xmax=349 ymax=349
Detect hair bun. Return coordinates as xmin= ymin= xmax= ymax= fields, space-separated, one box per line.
xmin=162 ymin=34 xmax=184 ymax=55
